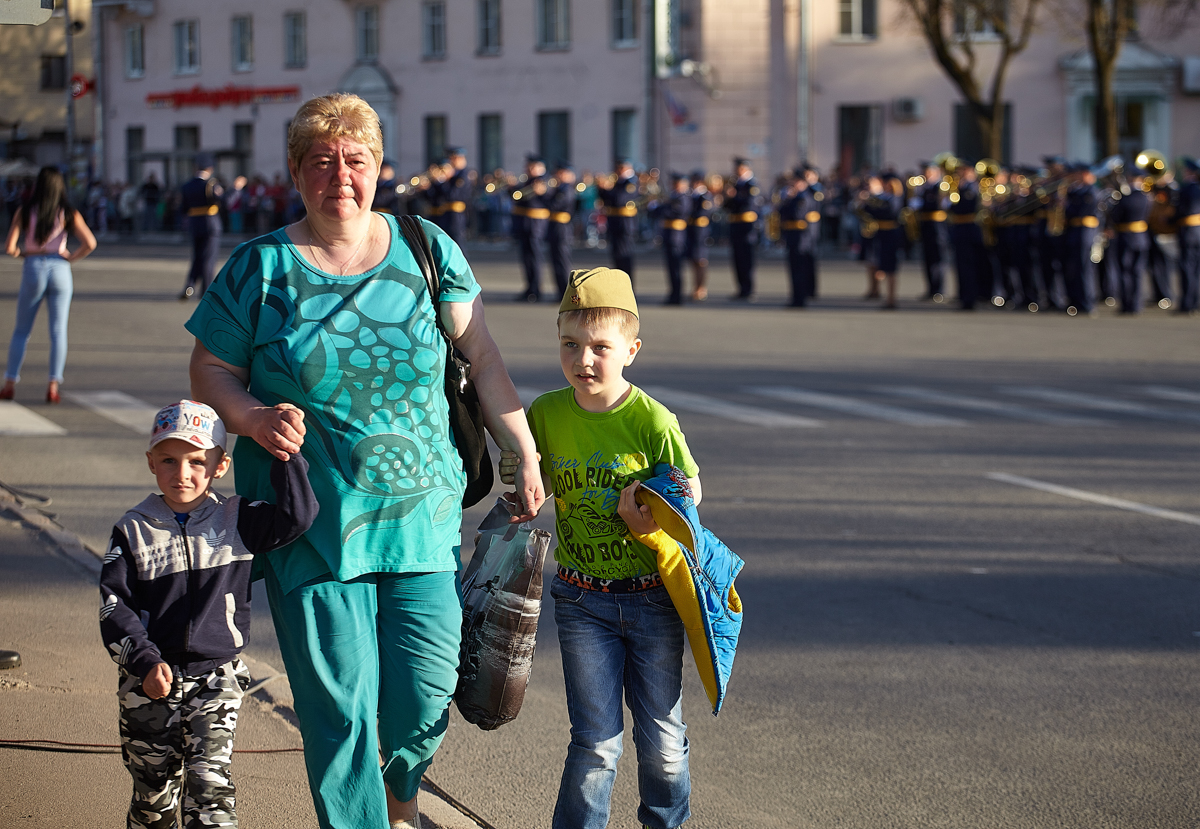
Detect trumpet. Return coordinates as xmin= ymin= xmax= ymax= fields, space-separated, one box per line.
xmin=933 ymin=152 xmax=961 ymax=204
xmin=1135 ymin=149 xmax=1169 ymax=190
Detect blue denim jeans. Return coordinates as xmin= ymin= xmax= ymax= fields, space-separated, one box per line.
xmin=6 ymin=254 xmax=72 ymax=382
xmin=551 ymin=576 xmax=691 ymax=829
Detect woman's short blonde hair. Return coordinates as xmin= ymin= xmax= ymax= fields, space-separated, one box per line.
xmin=287 ymin=93 xmax=384 ymax=171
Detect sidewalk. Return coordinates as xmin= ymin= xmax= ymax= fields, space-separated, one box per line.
xmin=0 ymin=487 xmax=482 ymax=829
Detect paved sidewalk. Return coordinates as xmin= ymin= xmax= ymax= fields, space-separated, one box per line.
xmin=0 ymin=488 xmax=482 ymax=829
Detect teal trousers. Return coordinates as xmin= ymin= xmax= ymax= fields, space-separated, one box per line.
xmin=265 ymin=567 xmax=462 ymax=829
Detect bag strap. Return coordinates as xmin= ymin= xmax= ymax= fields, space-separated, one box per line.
xmin=397 ymin=214 xmax=448 ymax=338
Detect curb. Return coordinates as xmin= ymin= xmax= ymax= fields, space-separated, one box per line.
xmin=0 ymin=485 xmax=487 ymax=829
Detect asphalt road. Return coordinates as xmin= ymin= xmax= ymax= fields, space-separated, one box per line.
xmin=1 ymin=243 xmax=1197 ymax=828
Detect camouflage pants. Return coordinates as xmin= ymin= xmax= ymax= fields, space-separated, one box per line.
xmin=117 ymin=658 xmax=251 ymax=829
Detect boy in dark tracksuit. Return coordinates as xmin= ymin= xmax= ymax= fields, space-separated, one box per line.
xmin=100 ymin=399 xmax=317 ymax=829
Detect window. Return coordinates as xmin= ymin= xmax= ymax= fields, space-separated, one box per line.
xmin=284 ymin=12 xmax=307 ymax=68
xmin=174 ymin=124 xmax=200 ymax=185
xmin=536 ymin=0 xmax=570 ymax=50
xmin=356 ymin=5 xmax=379 ymax=63
xmin=478 ymin=0 xmax=501 ymax=55
xmin=538 ymin=111 xmax=570 ymax=167
xmin=479 ymin=113 xmax=503 ymax=172
xmin=837 ymin=104 xmax=883 ymax=174
xmin=611 ymin=108 xmax=637 ymax=165
xmin=423 ymin=2 xmax=447 ymax=59
xmin=232 ymin=16 xmax=253 ymax=72
xmin=612 ymin=0 xmax=637 ymax=47
xmin=953 ymin=102 xmax=1012 ymax=164
xmin=173 ymin=20 xmax=200 ymax=74
xmin=234 ymin=123 xmax=254 ymax=177
xmin=953 ymin=1 xmax=1006 ymax=38
xmin=125 ymin=126 xmax=144 ymax=187
xmin=125 ymin=25 xmax=145 ymax=78
xmin=39 ymin=55 xmax=66 ymax=90
xmin=425 ymin=115 xmax=447 ymax=167
xmin=837 ymin=0 xmax=876 ymax=39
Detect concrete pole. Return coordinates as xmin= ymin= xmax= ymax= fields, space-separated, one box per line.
xmin=797 ymin=0 xmax=812 ymax=164
xmin=63 ymin=0 xmax=76 ymax=177
xmin=92 ymin=2 xmax=106 ymax=183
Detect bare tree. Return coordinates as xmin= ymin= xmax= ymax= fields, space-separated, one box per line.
xmin=1048 ymin=0 xmax=1199 ymax=159
xmin=898 ymin=0 xmax=1044 ymax=160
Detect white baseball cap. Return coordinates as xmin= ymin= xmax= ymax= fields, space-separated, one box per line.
xmin=149 ymin=400 xmax=227 ymax=451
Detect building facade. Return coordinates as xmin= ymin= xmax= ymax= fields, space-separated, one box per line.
xmin=0 ymin=0 xmax=96 ymax=171
xmin=79 ymin=0 xmax=1200 ymax=189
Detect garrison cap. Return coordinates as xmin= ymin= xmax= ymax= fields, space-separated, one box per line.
xmin=525 ymin=152 xmax=544 ymax=164
xmin=446 ymin=146 xmax=465 ymax=156
xmin=690 ymin=169 xmax=706 ymax=181
xmin=194 ymin=152 xmax=215 ymax=170
xmin=554 ymin=158 xmax=573 ymax=171
xmin=559 ymin=267 xmax=639 ymax=319
xmin=733 ymin=156 xmax=750 ymax=167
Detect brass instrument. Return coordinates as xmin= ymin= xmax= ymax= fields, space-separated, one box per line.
xmin=901 ymin=174 xmax=924 ymax=242
xmin=1046 ymin=179 xmax=1068 ymax=237
xmin=933 ymin=152 xmax=961 ymax=204
xmin=975 ymin=158 xmax=1002 ymax=247
xmin=1135 ymin=149 xmax=1169 ymax=190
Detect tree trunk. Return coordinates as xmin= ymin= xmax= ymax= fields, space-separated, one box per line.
xmin=1094 ymin=58 xmax=1119 ymax=158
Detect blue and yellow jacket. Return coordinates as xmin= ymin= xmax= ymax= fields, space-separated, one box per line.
xmin=630 ymin=464 xmax=744 ymax=715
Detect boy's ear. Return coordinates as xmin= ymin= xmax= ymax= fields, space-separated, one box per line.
xmin=145 ymin=451 xmax=155 ymax=474
xmin=625 ymin=337 xmax=642 ymax=367
xmin=213 ymin=453 xmax=232 ymax=480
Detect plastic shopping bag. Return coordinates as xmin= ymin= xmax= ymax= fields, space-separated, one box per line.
xmin=455 ymin=498 xmax=551 ymax=730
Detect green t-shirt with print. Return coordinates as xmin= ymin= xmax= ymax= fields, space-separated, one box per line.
xmin=527 ymin=385 xmax=699 ymax=581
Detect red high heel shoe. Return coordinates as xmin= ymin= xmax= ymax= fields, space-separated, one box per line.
xmin=46 ymin=384 xmax=60 ymax=404
xmin=0 ymin=384 xmax=14 ymax=401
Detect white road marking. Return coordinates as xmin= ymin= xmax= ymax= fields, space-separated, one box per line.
xmin=876 ymin=386 xmax=1109 ymax=426
xmin=642 ymin=386 xmax=824 ymax=428
xmin=748 ymin=386 xmax=965 ymax=427
xmin=65 ymin=390 xmax=160 ymax=434
xmin=0 ymin=401 xmax=67 ymax=436
xmin=1140 ymin=385 xmax=1200 ymax=405
xmin=1002 ymin=386 xmax=1200 ymax=424
xmin=987 ymin=472 xmax=1200 ymax=528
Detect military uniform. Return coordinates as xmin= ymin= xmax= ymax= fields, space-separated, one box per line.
xmin=439 ymin=152 xmax=471 ymax=247
xmin=995 ymin=187 xmax=1041 ymax=309
xmin=180 ymin=158 xmax=223 ymax=299
xmin=779 ymin=181 xmax=820 ymax=307
xmin=1176 ymin=162 xmax=1200 ymax=313
xmin=726 ymin=164 xmax=761 ymax=299
xmin=654 ymin=177 xmax=692 ymax=305
xmin=1146 ymin=182 xmax=1177 ymax=307
xmin=685 ymin=174 xmax=713 ymax=300
xmin=1107 ymin=186 xmax=1151 ymax=313
xmin=600 ymin=167 xmax=640 ymax=282
xmin=1063 ymin=177 xmax=1100 ymax=314
xmin=947 ymin=181 xmax=984 ymax=310
xmin=511 ymin=163 xmax=551 ymax=301
xmin=546 ymin=166 xmax=577 ymax=298
xmin=916 ymin=180 xmax=947 ymax=298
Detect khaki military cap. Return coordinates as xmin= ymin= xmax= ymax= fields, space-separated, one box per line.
xmin=558 ymin=267 xmax=639 ymax=318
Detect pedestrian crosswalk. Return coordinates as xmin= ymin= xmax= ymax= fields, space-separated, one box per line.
xmin=1 ymin=383 xmax=1197 ymax=438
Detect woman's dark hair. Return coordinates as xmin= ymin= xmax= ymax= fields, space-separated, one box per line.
xmin=23 ymin=167 xmax=75 ymax=247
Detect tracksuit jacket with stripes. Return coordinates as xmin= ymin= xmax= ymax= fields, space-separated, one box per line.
xmin=99 ymin=455 xmax=318 ymax=679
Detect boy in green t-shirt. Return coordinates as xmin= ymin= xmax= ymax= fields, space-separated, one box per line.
xmin=501 ymin=267 xmax=701 ymax=829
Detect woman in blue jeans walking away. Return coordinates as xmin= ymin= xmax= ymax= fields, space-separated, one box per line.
xmin=2 ymin=166 xmax=96 ymax=403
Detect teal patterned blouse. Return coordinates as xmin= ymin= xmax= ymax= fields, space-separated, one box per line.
xmin=185 ymin=215 xmax=481 ymax=593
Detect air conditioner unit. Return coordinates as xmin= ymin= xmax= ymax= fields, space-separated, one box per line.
xmin=892 ymin=97 xmax=923 ymax=123
xmin=1183 ymin=57 xmax=1200 ymax=95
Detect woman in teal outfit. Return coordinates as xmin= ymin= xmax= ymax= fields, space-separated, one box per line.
xmin=187 ymin=94 xmax=545 ymax=829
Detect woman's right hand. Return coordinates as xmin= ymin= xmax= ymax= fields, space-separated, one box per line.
xmin=248 ymin=403 xmax=306 ymax=460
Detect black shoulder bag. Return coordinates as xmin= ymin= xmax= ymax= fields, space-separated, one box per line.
xmin=398 ymin=215 xmax=494 ymax=507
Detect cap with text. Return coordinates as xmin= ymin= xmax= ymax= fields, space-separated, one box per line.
xmin=149 ymin=399 xmax=227 ymax=451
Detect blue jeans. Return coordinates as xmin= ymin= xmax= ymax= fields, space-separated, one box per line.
xmin=6 ymin=254 xmax=72 ymax=383
xmin=264 ymin=567 xmax=462 ymax=829
xmin=551 ymin=577 xmax=691 ymax=829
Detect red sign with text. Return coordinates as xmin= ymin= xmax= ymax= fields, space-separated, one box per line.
xmin=146 ymin=85 xmax=301 ymax=110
